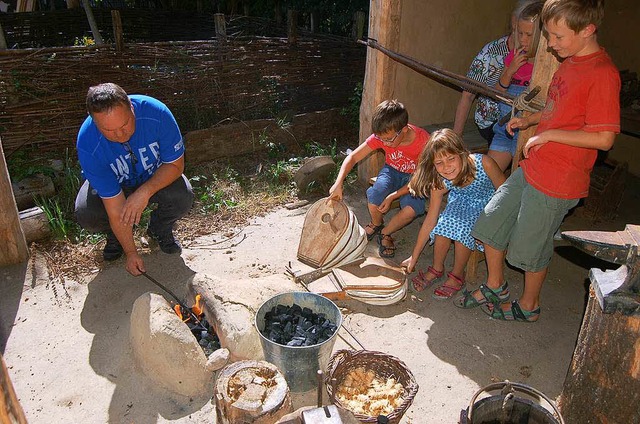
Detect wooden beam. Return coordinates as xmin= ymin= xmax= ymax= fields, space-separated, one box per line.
xmin=0 ymin=137 xmax=29 ymax=266
xmin=358 ymin=0 xmax=402 ymax=184
xmin=111 ymin=9 xmax=124 ymax=52
xmin=0 ymin=353 xmax=27 ymax=424
xmin=511 ymin=33 xmax=560 ymax=172
xmin=81 ymin=0 xmax=104 ymax=45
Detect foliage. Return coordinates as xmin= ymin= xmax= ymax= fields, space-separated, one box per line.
xmin=340 ymin=82 xmax=363 ymax=129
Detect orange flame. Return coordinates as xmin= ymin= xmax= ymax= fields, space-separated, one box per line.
xmin=192 ymin=294 xmax=203 ymax=316
xmin=174 ymin=304 xmax=184 ymax=321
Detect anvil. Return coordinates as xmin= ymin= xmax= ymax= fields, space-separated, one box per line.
xmin=562 ymin=224 xmax=640 ymax=315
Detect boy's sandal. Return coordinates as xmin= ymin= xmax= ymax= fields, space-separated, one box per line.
xmin=482 ymin=299 xmax=540 ymax=323
xmin=453 ymin=282 xmax=510 ymax=309
xmin=377 ymin=234 xmax=396 ymax=258
xmin=411 ymin=266 xmax=444 ymax=292
xmin=432 ymin=272 xmax=465 ymax=300
xmin=364 ymin=223 xmax=384 ymax=241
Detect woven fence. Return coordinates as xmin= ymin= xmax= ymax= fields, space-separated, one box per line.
xmin=0 ymin=11 xmax=366 ymax=156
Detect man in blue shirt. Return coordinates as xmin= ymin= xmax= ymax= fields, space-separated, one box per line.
xmin=74 ymin=83 xmax=193 ymax=276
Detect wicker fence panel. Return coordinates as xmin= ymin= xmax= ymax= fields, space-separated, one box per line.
xmin=0 ymin=36 xmax=365 ymax=155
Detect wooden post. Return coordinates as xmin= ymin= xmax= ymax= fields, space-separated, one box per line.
xmin=351 ymin=11 xmax=366 ymax=41
xmin=0 ymin=353 xmax=27 ymax=424
xmin=358 ymin=1 xmax=402 ymax=183
xmin=111 ymin=10 xmax=124 ymax=52
xmin=287 ymin=9 xmax=298 ymax=45
xmin=274 ymin=0 xmax=282 ymax=27
xmin=511 ymin=34 xmax=560 ymax=172
xmin=80 ymin=0 xmax=104 ymax=45
xmin=214 ymin=13 xmax=227 ymax=41
xmin=66 ymin=0 xmax=80 ymax=8
xmin=310 ymin=11 xmax=319 ymax=33
xmin=0 ymin=137 xmax=29 ymax=266
xmin=196 ymin=0 xmax=203 ymax=13
xmin=558 ymin=290 xmax=640 ymax=422
xmin=0 ymin=23 xmax=7 ymax=50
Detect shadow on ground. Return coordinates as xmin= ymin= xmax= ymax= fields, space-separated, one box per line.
xmin=79 ymin=252 xmax=211 ymax=423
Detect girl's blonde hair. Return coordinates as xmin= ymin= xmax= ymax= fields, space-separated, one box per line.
xmin=517 ymin=1 xmax=545 ymax=58
xmin=409 ymin=128 xmax=475 ymax=197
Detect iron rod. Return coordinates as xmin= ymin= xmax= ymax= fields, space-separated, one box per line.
xmin=141 ymin=272 xmax=206 ymax=330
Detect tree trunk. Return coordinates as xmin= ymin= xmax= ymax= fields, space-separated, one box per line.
xmin=558 ymin=289 xmax=640 ymax=424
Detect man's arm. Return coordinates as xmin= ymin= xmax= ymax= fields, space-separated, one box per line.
xmin=103 ymin=193 xmax=145 ymax=275
xmin=523 ymin=130 xmax=616 ymax=157
xmin=120 ymin=155 xmax=184 ymax=226
xmin=453 ymin=91 xmax=476 ymax=135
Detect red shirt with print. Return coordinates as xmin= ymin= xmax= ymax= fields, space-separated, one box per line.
xmin=520 ymin=48 xmax=620 ymax=199
xmin=365 ymin=124 xmax=429 ymax=174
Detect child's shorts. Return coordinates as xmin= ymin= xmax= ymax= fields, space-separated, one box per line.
xmin=490 ymin=84 xmax=528 ymax=156
xmin=471 ymin=168 xmax=579 ymax=272
xmin=366 ymin=165 xmax=426 ymax=216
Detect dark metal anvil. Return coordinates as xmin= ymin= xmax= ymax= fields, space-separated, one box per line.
xmin=562 ymin=224 xmax=640 ymax=315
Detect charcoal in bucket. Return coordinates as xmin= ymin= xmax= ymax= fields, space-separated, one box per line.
xmin=255 ymin=292 xmax=342 ymax=392
xmin=261 ymin=303 xmax=338 ymax=347
xmin=460 ymin=381 xmax=564 ymax=424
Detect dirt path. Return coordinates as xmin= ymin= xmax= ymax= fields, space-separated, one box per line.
xmin=2 ymin=179 xmax=637 ymax=423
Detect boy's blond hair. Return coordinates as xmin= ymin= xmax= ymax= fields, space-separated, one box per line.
xmin=542 ymin=0 xmax=605 ymax=32
xmin=409 ymin=128 xmax=475 ymax=197
xmin=371 ymin=100 xmax=409 ymax=135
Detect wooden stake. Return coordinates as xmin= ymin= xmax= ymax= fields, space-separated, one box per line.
xmin=0 ymin=22 xmax=7 ymax=50
xmin=287 ymin=9 xmax=298 ymax=45
xmin=0 ymin=137 xmax=29 ymax=266
xmin=81 ymin=0 xmax=104 ymax=45
xmin=351 ymin=11 xmax=366 ymax=41
xmin=214 ymin=13 xmax=227 ymax=41
xmin=111 ymin=9 xmax=124 ymax=52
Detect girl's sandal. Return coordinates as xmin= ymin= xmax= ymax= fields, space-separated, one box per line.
xmin=364 ymin=223 xmax=384 ymax=241
xmin=411 ymin=266 xmax=444 ymax=292
xmin=378 ymin=234 xmax=396 ymax=258
xmin=453 ymin=282 xmax=510 ymax=309
xmin=432 ymin=272 xmax=465 ymax=300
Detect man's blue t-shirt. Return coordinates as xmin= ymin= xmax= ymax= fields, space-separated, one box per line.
xmin=77 ymin=95 xmax=184 ymax=199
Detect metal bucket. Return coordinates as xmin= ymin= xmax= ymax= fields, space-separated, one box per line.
xmin=460 ymin=381 xmax=564 ymax=424
xmin=255 ymin=291 xmax=343 ymax=392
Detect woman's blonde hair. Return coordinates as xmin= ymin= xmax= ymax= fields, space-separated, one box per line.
xmin=409 ymin=128 xmax=475 ymax=197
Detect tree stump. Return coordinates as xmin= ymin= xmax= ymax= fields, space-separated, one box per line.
xmin=558 ymin=289 xmax=640 ymax=424
xmin=215 ymin=360 xmax=292 ymax=424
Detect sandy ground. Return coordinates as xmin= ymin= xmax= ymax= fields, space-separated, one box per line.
xmin=2 ymin=177 xmax=637 ymax=424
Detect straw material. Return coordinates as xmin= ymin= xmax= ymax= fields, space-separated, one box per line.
xmin=326 ymin=349 xmax=419 ymax=424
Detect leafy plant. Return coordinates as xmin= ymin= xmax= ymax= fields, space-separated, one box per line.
xmin=340 ymin=82 xmax=363 ymax=128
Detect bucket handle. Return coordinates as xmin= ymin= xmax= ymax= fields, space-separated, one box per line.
xmin=467 ymin=380 xmax=564 ymax=424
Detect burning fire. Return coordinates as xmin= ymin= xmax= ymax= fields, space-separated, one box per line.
xmin=173 ymin=294 xmax=204 ymax=322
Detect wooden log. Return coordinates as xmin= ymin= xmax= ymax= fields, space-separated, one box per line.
xmin=558 ymin=289 xmax=640 ymax=423
xmin=184 ymin=109 xmax=355 ymax=165
xmin=511 ymin=33 xmax=560 ymax=172
xmin=11 ymin=173 xmax=55 ymax=211
xmin=358 ymin=0 xmax=402 ymax=184
xmin=111 ymin=9 xmax=124 ymax=52
xmin=20 ymin=206 xmax=51 ymax=242
xmin=0 ymin=353 xmax=28 ymax=424
xmin=215 ymin=360 xmax=292 ymax=424
xmin=66 ymin=0 xmax=80 ymax=8
xmin=0 ymin=137 xmax=29 ymax=266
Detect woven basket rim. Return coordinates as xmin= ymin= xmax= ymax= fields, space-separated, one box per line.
xmin=325 ymin=349 xmax=419 ymax=423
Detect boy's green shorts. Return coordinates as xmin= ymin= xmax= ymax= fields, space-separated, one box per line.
xmin=471 ymin=168 xmax=579 ymax=272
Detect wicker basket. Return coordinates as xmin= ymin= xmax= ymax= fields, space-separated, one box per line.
xmin=325 ymin=349 xmax=419 ymax=424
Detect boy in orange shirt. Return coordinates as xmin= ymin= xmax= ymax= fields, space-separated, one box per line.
xmin=456 ymin=0 xmax=620 ymax=322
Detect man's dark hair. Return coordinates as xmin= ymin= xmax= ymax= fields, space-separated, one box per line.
xmin=86 ymin=83 xmax=131 ymax=115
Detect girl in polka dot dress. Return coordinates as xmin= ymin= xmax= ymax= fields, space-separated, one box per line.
xmin=401 ymin=129 xmax=506 ymax=299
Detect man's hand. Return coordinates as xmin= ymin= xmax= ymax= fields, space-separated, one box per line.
xmin=125 ymin=251 xmax=146 ymax=276
xmin=120 ymin=190 xmax=150 ymax=226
